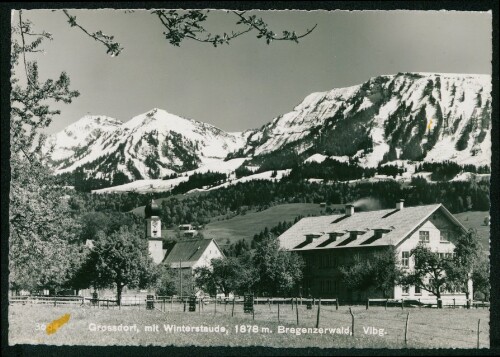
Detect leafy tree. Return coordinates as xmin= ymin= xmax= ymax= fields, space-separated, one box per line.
xmin=472 ymin=255 xmax=490 ymax=301
xmin=9 ymin=13 xmax=82 ymax=294
xmin=79 ymin=211 xmax=143 ymax=243
xmin=89 ymin=226 xmax=158 ymax=305
xmin=223 ymin=239 xmax=250 ymax=257
xmin=402 ymin=243 xmax=452 ymax=307
xmin=446 ymin=229 xmax=481 ymax=306
xmin=252 ymin=233 xmax=304 ymax=296
xmin=155 ymin=264 xmax=178 ymax=296
xmin=193 ymin=257 xmax=248 ymax=297
xmin=339 ymin=248 xmax=403 ymax=298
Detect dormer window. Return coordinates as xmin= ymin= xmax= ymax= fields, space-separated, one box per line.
xmin=328 ymin=232 xmax=345 ymax=242
xmin=348 ymin=230 xmax=367 ymax=240
xmin=373 ymin=228 xmax=391 ymax=240
xmin=305 ymin=233 xmax=322 ymax=244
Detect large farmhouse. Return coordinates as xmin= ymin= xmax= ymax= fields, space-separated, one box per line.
xmin=278 ymin=200 xmax=471 ymax=304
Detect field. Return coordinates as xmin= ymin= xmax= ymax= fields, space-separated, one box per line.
xmin=203 ymin=203 xmax=326 ymax=245
xmin=454 ymin=211 xmax=490 ymax=251
xmin=203 ymin=203 xmax=325 ymax=245
xmin=9 ymin=302 xmax=489 ymax=349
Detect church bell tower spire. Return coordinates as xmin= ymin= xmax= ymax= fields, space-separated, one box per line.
xmin=145 ymin=199 xmax=164 ymax=264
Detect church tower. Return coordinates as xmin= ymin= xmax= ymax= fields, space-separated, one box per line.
xmin=145 ymin=199 xmax=165 ymax=264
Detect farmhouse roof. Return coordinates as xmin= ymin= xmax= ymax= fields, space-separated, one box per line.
xmin=162 ymin=238 xmax=214 ymax=268
xmin=278 ymin=203 xmax=466 ymax=251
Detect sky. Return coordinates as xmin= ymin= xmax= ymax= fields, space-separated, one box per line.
xmin=13 ymin=9 xmax=492 ymax=134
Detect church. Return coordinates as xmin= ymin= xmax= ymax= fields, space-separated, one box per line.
xmin=145 ymin=199 xmax=224 ymax=295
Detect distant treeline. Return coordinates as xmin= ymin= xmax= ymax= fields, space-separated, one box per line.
xmin=414 ymin=161 xmax=490 ymax=181
xmin=56 ymin=157 xmax=490 ymax=193
xmin=170 ymin=171 xmax=227 ymax=194
xmin=65 ymin=177 xmax=490 ymax=229
xmin=284 ymin=158 xmax=376 ymax=181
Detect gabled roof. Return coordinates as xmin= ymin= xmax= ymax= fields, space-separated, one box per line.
xmin=278 ymin=204 xmax=465 ymax=251
xmin=162 ymin=238 xmax=216 ymax=268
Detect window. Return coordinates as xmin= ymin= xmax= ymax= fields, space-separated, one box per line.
xmin=402 ymin=251 xmax=410 ymax=267
xmin=402 ymin=286 xmax=409 ymax=294
xmin=440 ymin=231 xmax=449 ymax=243
xmin=419 ymin=231 xmax=430 ymax=243
xmin=415 ymin=285 xmax=421 ymax=294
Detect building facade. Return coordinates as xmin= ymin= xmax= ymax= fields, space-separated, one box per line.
xmin=278 ymin=200 xmax=471 ymax=304
xmin=145 ymin=199 xmax=224 ymax=296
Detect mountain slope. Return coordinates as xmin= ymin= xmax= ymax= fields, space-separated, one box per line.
xmin=46 ymin=109 xmax=245 ymax=182
xmin=237 ymin=72 xmax=491 ymax=168
xmin=45 ymin=72 xmax=491 ymax=191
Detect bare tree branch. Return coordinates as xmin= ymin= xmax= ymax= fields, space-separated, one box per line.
xmin=152 ymin=9 xmax=317 ymax=47
xmin=18 ymin=10 xmax=33 ymax=87
xmin=62 ymin=10 xmax=123 ymax=56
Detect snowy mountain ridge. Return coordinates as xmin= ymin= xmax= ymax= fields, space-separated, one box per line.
xmin=44 ymin=72 xmax=491 ymax=190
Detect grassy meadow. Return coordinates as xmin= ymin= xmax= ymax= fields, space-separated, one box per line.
xmin=203 ymin=203 xmax=326 ymax=245
xmin=9 ymin=302 xmax=489 ymax=349
xmin=454 ymin=211 xmax=490 ymax=251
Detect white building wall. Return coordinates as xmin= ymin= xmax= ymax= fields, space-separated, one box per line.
xmin=192 ymin=241 xmax=224 ymax=270
xmin=149 ymin=240 xmax=165 ymax=264
xmin=394 ymin=219 xmax=467 ymax=304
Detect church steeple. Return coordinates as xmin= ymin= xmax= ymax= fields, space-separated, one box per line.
xmin=145 ymin=199 xmax=164 ymax=264
xmin=145 ymin=199 xmax=161 ymax=219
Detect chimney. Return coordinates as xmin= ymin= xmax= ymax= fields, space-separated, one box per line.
xmin=396 ymin=199 xmax=405 ymax=210
xmin=345 ymin=204 xmax=355 ymax=216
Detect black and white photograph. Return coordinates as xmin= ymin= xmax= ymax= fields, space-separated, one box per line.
xmin=4 ymin=3 xmax=496 ymax=352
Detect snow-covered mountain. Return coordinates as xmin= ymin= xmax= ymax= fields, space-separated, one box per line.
xmin=238 ymin=72 xmax=491 ymax=168
xmin=45 ymin=72 xmax=491 ymax=189
xmin=45 ymin=108 xmax=246 ymax=182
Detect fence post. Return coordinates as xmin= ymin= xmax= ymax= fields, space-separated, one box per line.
xmin=404 ymin=312 xmax=410 ymax=346
xmin=232 ymin=298 xmax=235 ymax=317
xmin=183 ymin=299 xmax=186 ymax=312
xmin=453 ymin=298 xmax=456 ymax=309
xmin=349 ymin=307 xmax=354 ymax=337
xmin=54 ymin=299 xmax=56 ymax=307
xmin=278 ymin=302 xmax=280 ymax=323
xmin=477 ymin=319 xmax=481 ymax=348
xmin=268 ymin=298 xmax=271 ymax=310
xmin=336 ymin=298 xmax=339 ymax=310
xmin=316 ymin=297 xmax=321 ymax=328
xmin=214 ymin=297 xmax=217 ymax=315
xmin=291 ymin=298 xmax=294 ymax=311
xmin=366 ymin=299 xmax=369 ymax=310
xmin=385 ymin=299 xmax=388 ymax=310
xmin=107 ymin=300 xmax=109 ymax=309
xmin=401 ymin=299 xmax=404 ymax=310
xmin=418 ymin=298 xmax=421 ymax=309
xmin=296 ymin=297 xmax=299 ymax=325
